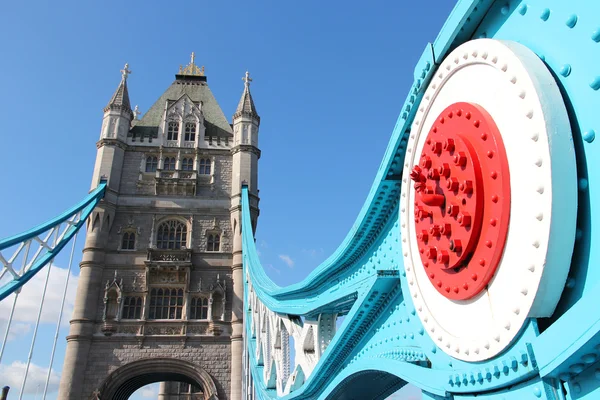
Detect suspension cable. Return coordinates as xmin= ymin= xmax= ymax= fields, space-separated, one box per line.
xmin=0 ymin=240 xmax=31 ymax=364
xmin=19 ymin=231 xmax=58 ymax=399
xmin=43 ymin=231 xmax=77 ymax=399
xmin=0 ymin=289 xmax=20 ymax=364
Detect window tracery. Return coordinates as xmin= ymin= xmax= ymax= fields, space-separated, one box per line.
xmin=156 ymin=220 xmax=188 ymax=249
xmin=207 ymin=233 xmax=220 ymax=252
xmin=148 ymin=288 xmax=184 ymax=319
xmin=182 ymin=158 xmax=194 ymax=171
xmin=184 ymin=122 xmax=196 ymax=141
xmin=190 ymin=296 xmax=209 ymax=320
xmin=199 ymin=158 xmax=211 ymax=175
xmin=121 ymin=232 xmax=136 ymax=250
xmin=167 ymin=121 xmax=179 ymax=141
xmin=163 ymin=157 xmax=176 ymax=171
xmin=145 ymin=156 xmax=158 ymax=172
xmin=121 ymin=296 xmax=143 ymax=319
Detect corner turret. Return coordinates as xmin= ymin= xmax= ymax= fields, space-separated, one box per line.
xmin=99 ymin=64 xmax=134 ymax=141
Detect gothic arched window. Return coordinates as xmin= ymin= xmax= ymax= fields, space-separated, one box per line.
xmin=167 ymin=121 xmax=179 ymax=141
xmin=182 ymin=158 xmax=194 ymax=171
xmin=121 ymin=232 xmax=135 ymax=250
xmin=199 ymin=158 xmax=211 ymax=175
xmin=207 ymin=233 xmax=220 ymax=252
xmin=145 ymin=156 xmax=158 ymax=172
xmin=156 ymin=220 xmax=187 ymax=249
xmin=122 ymin=296 xmax=142 ymax=319
xmin=190 ymin=297 xmax=209 ymax=320
xmin=149 ymin=288 xmax=183 ymax=319
xmin=164 ymin=157 xmax=176 ymax=171
xmin=184 ymin=122 xmax=196 ymax=141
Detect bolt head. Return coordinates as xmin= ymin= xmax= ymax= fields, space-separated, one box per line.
xmin=420 ymin=156 xmax=432 ymax=169
xmin=450 ymin=239 xmax=462 ymax=252
xmin=446 ymin=204 xmax=459 ymax=216
xmin=440 ymin=223 xmax=452 ymax=235
xmin=453 ymin=152 xmax=467 ymax=167
xmin=446 ymin=178 xmax=459 ymax=191
xmin=439 ymin=163 xmax=451 ymax=178
xmin=417 ymin=230 xmax=429 ymax=242
xmin=428 ymin=168 xmax=440 ymax=180
xmin=429 ymin=225 xmax=441 ymax=236
xmin=431 ymin=141 xmax=443 ymax=154
xmin=457 ymin=212 xmax=472 ymax=227
xmin=437 ymin=250 xmax=449 ymax=264
xmin=426 ymin=247 xmax=437 ymax=260
xmin=443 ymin=138 xmax=455 ymax=152
xmin=460 ymin=180 xmax=474 ymax=194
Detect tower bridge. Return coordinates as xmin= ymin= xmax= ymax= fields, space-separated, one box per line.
xmin=1 ymin=0 xmax=600 ymax=399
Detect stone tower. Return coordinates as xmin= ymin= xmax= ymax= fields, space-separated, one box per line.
xmin=58 ymin=55 xmax=260 ymax=400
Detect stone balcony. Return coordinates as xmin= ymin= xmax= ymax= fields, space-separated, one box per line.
xmin=154 ymin=168 xmax=210 ymax=196
xmin=145 ymin=248 xmax=192 ymax=267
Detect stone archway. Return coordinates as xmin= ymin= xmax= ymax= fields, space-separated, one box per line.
xmin=97 ymin=358 xmax=219 ymax=400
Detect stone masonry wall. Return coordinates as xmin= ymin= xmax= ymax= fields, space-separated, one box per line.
xmin=81 ymin=338 xmax=231 ymax=399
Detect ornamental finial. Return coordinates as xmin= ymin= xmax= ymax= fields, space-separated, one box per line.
xmin=243 ymin=71 xmax=252 ymax=88
xmin=179 ymin=52 xmax=205 ymax=76
xmin=120 ymin=63 xmax=132 ymax=81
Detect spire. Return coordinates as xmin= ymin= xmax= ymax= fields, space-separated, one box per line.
xmin=234 ymin=71 xmax=259 ymax=122
xmin=178 ymin=52 xmax=205 ymax=76
xmin=104 ymin=63 xmax=132 ymax=115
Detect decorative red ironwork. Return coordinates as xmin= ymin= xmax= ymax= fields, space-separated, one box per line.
xmin=410 ymin=102 xmax=511 ymax=300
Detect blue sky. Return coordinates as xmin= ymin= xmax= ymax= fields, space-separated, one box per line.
xmin=0 ymin=0 xmax=456 ymax=398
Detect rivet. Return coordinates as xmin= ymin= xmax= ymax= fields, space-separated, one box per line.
xmin=474 ymin=120 xmax=480 ymax=128
xmin=500 ymin=4 xmax=510 ymax=15
xmin=481 ymin=132 xmax=488 ymax=140
xmin=471 ymin=273 xmax=478 ymax=281
xmin=535 ymin=158 xmax=543 ymax=167
xmin=559 ymin=372 xmax=571 ymax=381
xmin=566 ymin=14 xmax=578 ymax=28
xmin=536 ymin=186 xmax=544 ymax=194
xmin=536 ymin=213 xmax=543 ymax=221
xmin=479 ymin=259 xmax=486 ymax=266
xmin=590 ymin=77 xmax=600 ymax=91
xmin=501 ymin=64 xmax=508 ymax=72
xmin=445 ymin=286 xmax=451 ymax=293
xmin=592 ymin=29 xmax=600 ymax=43
xmin=533 ymin=241 xmax=540 ymax=248
xmin=519 ymin=90 xmax=526 ymax=99
xmin=463 ymin=283 xmax=469 ymax=290
xmin=513 ymin=307 xmax=520 ymax=315
xmin=560 ymin=64 xmax=572 ymax=77
xmin=518 ymin=4 xmax=527 ymax=15
xmin=492 ymin=195 xmax=499 ymax=203
xmin=540 ymin=8 xmax=550 ymax=21
xmin=521 ymin=288 xmax=528 ymax=295
xmin=490 ymin=218 xmax=497 ymax=226
xmin=504 ymin=321 xmax=511 ymax=330
xmin=487 ymin=150 xmax=494 ymax=158
xmin=583 ymin=129 xmax=596 ymax=143
xmin=571 ymin=363 xmax=585 ymax=374
xmin=579 ymin=178 xmax=589 ymax=191
xmin=453 ymin=286 xmax=459 ymax=293
xmin=531 ymin=132 xmax=539 ymax=141
xmin=533 ymin=387 xmax=542 ymax=398
xmin=510 ymin=76 xmax=517 ymax=84
xmin=582 ymin=353 xmax=597 ymax=364
xmin=573 ymin=383 xmax=582 ymax=393
xmin=486 ymin=240 xmax=493 ymax=248
xmin=526 ymin=109 xmax=534 ymax=119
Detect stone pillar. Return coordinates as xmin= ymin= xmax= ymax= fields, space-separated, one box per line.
xmin=230 ymin=220 xmax=244 ymax=399
xmin=58 ymin=207 xmax=110 ymax=399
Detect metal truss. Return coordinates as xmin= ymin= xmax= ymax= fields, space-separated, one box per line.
xmin=0 ymin=181 xmax=106 ymax=301
xmin=241 ymin=0 xmax=600 ymax=399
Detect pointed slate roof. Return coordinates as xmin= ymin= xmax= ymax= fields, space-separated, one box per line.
xmin=130 ymin=74 xmax=233 ymax=140
xmin=233 ymin=71 xmax=260 ymax=123
xmin=105 ymin=64 xmax=133 ymax=115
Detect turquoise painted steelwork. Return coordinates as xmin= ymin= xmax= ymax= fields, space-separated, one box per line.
xmin=0 ymin=181 xmax=107 ymax=301
xmin=242 ymin=0 xmax=600 ymax=399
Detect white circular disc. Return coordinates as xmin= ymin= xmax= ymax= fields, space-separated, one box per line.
xmin=400 ymin=39 xmax=577 ymax=361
